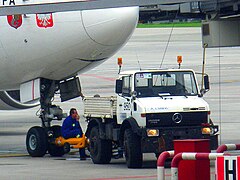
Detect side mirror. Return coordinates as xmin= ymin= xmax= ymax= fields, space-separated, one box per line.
xmin=204 ymin=75 xmax=210 ymax=90
xmin=200 ymin=75 xmax=210 ymax=96
xmin=115 ymin=79 xmax=122 ymax=94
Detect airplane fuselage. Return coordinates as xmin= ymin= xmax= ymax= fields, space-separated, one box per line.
xmin=0 ymin=1 xmax=139 ymax=90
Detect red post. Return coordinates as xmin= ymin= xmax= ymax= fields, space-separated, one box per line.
xmin=174 ymin=139 xmax=210 ymax=180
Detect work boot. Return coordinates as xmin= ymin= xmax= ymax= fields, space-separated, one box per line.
xmin=80 ymin=157 xmax=86 ymax=160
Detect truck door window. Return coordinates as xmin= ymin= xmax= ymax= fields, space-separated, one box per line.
xmin=122 ymin=76 xmax=131 ymax=97
xmin=183 ymin=73 xmax=198 ymax=95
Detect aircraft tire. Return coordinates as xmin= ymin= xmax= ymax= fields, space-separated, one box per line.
xmin=26 ymin=126 xmax=47 ymax=157
xmin=48 ymin=125 xmax=65 ymax=157
xmin=89 ymin=126 xmax=112 ymax=164
xmin=124 ymin=129 xmax=142 ymax=168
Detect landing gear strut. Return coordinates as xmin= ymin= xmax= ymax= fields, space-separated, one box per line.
xmin=26 ymin=79 xmax=64 ymax=157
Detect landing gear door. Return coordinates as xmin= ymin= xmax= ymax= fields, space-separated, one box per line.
xmin=116 ymin=75 xmax=132 ymax=124
xmin=59 ymin=77 xmax=81 ymax=102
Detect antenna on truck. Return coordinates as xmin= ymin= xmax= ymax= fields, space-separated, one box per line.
xmin=201 ymin=44 xmax=208 ymax=90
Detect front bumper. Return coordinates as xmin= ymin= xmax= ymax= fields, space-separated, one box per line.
xmin=140 ymin=126 xmax=219 ymax=153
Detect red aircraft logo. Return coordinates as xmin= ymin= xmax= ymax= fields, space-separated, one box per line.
xmin=36 ymin=13 xmax=53 ymax=28
xmin=7 ymin=14 xmax=22 ymax=29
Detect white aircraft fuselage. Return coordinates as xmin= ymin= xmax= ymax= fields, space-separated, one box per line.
xmin=0 ymin=1 xmax=139 ymax=90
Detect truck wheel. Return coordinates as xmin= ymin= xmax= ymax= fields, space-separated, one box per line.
xmin=26 ymin=126 xmax=47 ymax=157
xmin=48 ymin=125 xmax=65 ymax=157
xmin=89 ymin=126 xmax=112 ymax=164
xmin=124 ymin=129 xmax=142 ymax=168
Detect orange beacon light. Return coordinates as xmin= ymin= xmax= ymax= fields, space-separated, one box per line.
xmin=118 ymin=57 xmax=122 ymax=74
xmin=177 ymin=55 xmax=182 ymax=69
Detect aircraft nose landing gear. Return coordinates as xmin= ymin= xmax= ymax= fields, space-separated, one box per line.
xmin=26 ymin=79 xmax=64 ymax=157
xmin=26 ymin=77 xmax=82 ymax=157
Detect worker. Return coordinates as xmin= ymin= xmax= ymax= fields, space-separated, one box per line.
xmin=61 ymin=108 xmax=88 ymax=160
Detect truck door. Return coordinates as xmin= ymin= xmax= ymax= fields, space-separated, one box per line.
xmin=117 ymin=76 xmax=132 ymax=124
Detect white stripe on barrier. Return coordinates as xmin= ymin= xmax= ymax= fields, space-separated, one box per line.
xmin=169 ymin=151 xmax=175 ymax=156
xmin=182 ymin=153 xmax=197 ymax=160
xmin=157 ymin=167 xmax=165 ymax=180
xmin=226 ymin=144 xmax=237 ymax=150
xmin=209 ymin=153 xmax=224 ymax=160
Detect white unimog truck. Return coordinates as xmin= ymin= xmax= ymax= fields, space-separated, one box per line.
xmin=84 ymin=69 xmax=218 ymax=168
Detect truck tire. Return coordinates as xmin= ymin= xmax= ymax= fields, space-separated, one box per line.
xmin=26 ymin=126 xmax=47 ymax=157
xmin=124 ymin=129 xmax=143 ymax=168
xmin=89 ymin=126 xmax=112 ymax=164
xmin=48 ymin=125 xmax=65 ymax=157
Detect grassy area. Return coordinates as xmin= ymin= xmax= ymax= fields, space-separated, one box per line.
xmin=137 ymin=21 xmax=201 ymax=28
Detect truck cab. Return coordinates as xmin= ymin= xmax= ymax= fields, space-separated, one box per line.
xmin=116 ymin=69 xmax=207 ymax=125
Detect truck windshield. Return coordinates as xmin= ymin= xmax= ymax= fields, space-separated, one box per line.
xmin=134 ymin=71 xmax=198 ymax=97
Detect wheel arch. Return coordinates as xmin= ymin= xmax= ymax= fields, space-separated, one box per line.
xmin=86 ymin=118 xmax=105 ymax=139
xmin=119 ymin=117 xmax=140 ymax=146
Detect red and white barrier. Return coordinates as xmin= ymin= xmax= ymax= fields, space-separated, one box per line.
xmin=170 ymin=152 xmax=224 ymax=180
xmin=157 ymin=143 xmax=240 ymax=180
xmin=217 ymin=144 xmax=240 ymax=153
xmin=157 ymin=150 xmax=174 ymax=180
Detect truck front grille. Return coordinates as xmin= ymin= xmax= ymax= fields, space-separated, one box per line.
xmin=146 ymin=111 xmax=208 ymax=127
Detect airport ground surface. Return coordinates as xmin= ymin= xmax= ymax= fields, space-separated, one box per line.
xmin=0 ymin=28 xmax=240 ymax=179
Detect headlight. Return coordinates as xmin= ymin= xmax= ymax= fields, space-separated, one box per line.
xmin=202 ymin=127 xmax=211 ymax=134
xmin=147 ymin=129 xmax=159 ymax=137
xmin=202 ymin=127 xmax=212 ymax=134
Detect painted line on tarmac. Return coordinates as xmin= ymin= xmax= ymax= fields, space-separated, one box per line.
xmin=0 ymin=154 xmax=29 ymax=158
xmin=81 ymin=74 xmax=115 ymax=82
xmin=82 ymin=174 xmax=164 ymax=180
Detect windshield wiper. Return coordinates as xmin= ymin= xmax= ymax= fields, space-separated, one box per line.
xmin=158 ymin=93 xmax=171 ymax=98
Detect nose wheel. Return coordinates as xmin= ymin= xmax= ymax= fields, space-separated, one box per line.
xmin=26 ymin=126 xmax=47 ymax=157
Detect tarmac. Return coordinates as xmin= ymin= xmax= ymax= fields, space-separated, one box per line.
xmin=0 ymin=27 xmax=240 ymax=179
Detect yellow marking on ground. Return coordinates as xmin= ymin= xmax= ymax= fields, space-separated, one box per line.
xmin=0 ymin=154 xmax=29 ymax=158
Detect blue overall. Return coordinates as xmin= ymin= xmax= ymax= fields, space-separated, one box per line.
xmin=61 ymin=115 xmax=86 ymax=158
xmin=61 ymin=115 xmax=83 ymax=139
